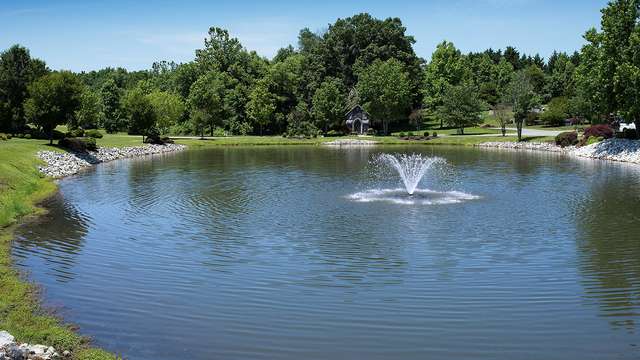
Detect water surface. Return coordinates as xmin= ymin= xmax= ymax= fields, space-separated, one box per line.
xmin=14 ymin=146 xmax=640 ymax=359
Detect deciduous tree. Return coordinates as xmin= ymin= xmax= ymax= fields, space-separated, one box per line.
xmin=356 ymin=58 xmax=411 ymax=135
xmin=23 ymin=71 xmax=84 ymax=144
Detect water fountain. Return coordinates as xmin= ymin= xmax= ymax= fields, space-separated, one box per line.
xmin=348 ymin=153 xmax=479 ymax=205
xmin=378 ymin=154 xmax=445 ymax=195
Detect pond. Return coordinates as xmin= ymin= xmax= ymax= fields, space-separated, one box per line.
xmin=13 ymin=146 xmax=640 ymax=360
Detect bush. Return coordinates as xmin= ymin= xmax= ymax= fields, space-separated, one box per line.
xmin=144 ymin=135 xmax=174 ymax=145
xmin=0 ymin=133 xmax=8 ymax=140
xmin=432 ymin=132 xmax=438 ymax=137
xmin=586 ymin=136 xmax=604 ymax=146
xmin=28 ymin=129 xmax=65 ymax=140
xmin=407 ymin=131 xmax=414 ymax=137
xmin=620 ymin=128 xmax=639 ymax=140
xmin=398 ymin=132 xmax=406 ymax=137
xmin=555 ymin=131 xmax=578 ymax=147
xmin=85 ymin=129 xmax=103 ymax=139
xmin=326 ymin=130 xmax=345 ymax=137
xmin=212 ymin=127 xmax=226 ymax=137
xmin=66 ymin=128 xmax=85 ymax=138
xmin=286 ymin=121 xmax=320 ymax=138
xmin=24 ymin=134 xmax=31 ymax=139
xmin=59 ymin=137 xmax=97 ymax=152
xmin=423 ymin=132 xmax=430 ymax=137
xmin=583 ymin=124 xmax=614 ymax=140
xmin=366 ymin=128 xmax=376 ymax=136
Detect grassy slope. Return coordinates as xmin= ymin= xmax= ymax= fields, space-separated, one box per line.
xmin=0 ymin=138 xmax=116 ymax=360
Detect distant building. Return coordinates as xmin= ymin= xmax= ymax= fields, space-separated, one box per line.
xmin=346 ymin=105 xmax=371 ymax=135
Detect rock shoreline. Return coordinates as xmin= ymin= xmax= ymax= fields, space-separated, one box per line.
xmin=0 ymin=331 xmax=66 ymax=360
xmin=322 ymin=139 xmax=378 ymax=146
xmin=476 ymin=138 xmax=640 ymax=164
xmin=37 ymin=143 xmax=186 ymax=178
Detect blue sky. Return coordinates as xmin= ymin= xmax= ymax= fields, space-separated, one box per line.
xmin=1 ymin=0 xmax=608 ymax=71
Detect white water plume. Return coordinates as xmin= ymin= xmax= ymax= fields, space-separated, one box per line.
xmin=378 ymin=154 xmax=446 ymax=195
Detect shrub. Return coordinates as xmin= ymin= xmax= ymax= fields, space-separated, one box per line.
xmin=66 ymin=128 xmax=85 ymax=138
xmin=326 ymin=130 xmax=345 ymax=137
xmin=144 ymin=134 xmax=174 ymax=145
xmin=423 ymin=132 xmax=430 ymax=137
xmin=555 ymin=131 xmax=578 ymax=147
xmin=583 ymin=124 xmax=614 ymax=140
xmin=0 ymin=133 xmax=8 ymax=141
xmin=586 ymin=136 xmax=604 ymax=146
xmin=432 ymin=132 xmax=438 ymax=137
xmin=399 ymin=132 xmax=406 ymax=137
xmin=85 ymin=137 xmax=97 ymax=151
xmin=24 ymin=134 xmax=31 ymax=139
xmin=366 ymin=128 xmax=376 ymax=136
xmin=540 ymin=97 xmax=569 ymax=127
xmin=407 ymin=131 xmax=414 ymax=137
xmin=85 ymin=129 xmax=103 ymax=139
xmin=621 ymin=128 xmax=639 ymax=140
xmin=59 ymin=137 xmax=97 ymax=152
xmin=212 ymin=127 xmax=226 ymax=137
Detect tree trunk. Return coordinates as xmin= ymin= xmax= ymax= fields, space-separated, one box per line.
xmin=517 ymin=121 xmax=523 ymax=141
xmin=501 ymin=125 xmax=506 ymax=137
xmin=48 ymin=128 xmax=53 ymax=145
xmin=460 ymin=127 xmax=464 ymax=135
xmin=260 ymin=124 xmax=263 ymax=136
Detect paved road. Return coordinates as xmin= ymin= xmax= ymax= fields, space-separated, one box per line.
xmin=497 ymin=127 xmax=564 ymax=137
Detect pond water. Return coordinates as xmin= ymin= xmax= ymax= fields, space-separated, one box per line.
xmin=13 ymin=146 xmax=640 ymax=360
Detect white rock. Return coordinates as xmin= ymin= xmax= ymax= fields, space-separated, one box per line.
xmin=477 ymin=138 xmax=640 ymax=165
xmin=0 ymin=331 xmax=14 ymax=348
xmin=38 ymin=144 xmax=186 ymax=178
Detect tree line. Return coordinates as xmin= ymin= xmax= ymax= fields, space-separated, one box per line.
xmin=1 ymin=1 xmax=639 ymax=141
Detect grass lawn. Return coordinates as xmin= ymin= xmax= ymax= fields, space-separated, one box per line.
xmin=0 ymin=138 xmax=117 ymax=360
xmin=527 ymin=124 xmax=586 ymax=132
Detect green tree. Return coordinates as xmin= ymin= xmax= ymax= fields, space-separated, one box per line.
xmin=576 ymin=0 xmax=640 ymax=128
xmin=23 ymin=71 xmax=84 ymax=144
xmin=546 ymin=53 xmax=576 ymax=99
xmin=356 ymin=58 xmax=411 ymax=135
xmin=122 ymin=87 xmax=157 ymax=142
xmin=319 ymin=13 xmax=423 ymax=106
xmin=246 ymin=80 xmax=276 ymax=135
xmin=311 ymin=77 xmax=345 ymax=133
xmin=505 ymin=70 xmax=540 ymax=141
xmin=493 ymin=103 xmax=512 ymax=136
xmin=423 ymin=41 xmax=468 ymax=127
xmin=540 ymin=96 xmax=569 ymax=127
xmin=196 ymin=27 xmax=245 ymax=73
xmin=74 ymin=89 xmax=104 ymax=129
xmin=147 ymin=91 xmax=185 ymax=135
xmin=0 ymin=45 xmax=49 ymax=132
xmin=100 ymin=78 xmax=123 ymax=133
xmin=187 ymin=71 xmax=227 ymax=136
xmin=436 ymin=84 xmax=484 ymax=135
xmin=524 ymin=64 xmax=547 ymax=98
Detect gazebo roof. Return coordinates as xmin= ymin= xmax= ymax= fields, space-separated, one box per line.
xmin=345 ymin=105 xmax=370 ymax=118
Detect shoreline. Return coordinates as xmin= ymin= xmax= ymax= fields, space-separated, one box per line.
xmin=37 ymin=143 xmax=187 ymax=178
xmin=475 ymin=138 xmax=640 ymax=165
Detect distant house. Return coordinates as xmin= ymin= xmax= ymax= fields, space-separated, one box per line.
xmin=346 ymin=105 xmax=371 ymax=135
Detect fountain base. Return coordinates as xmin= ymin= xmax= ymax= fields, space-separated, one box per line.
xmin=348 ymin=188 xmax=479 ymax=205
